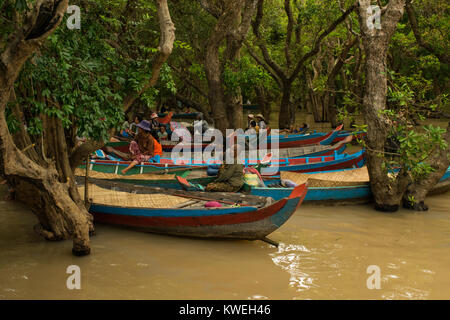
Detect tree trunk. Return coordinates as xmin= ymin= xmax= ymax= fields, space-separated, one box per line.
xmin=279 ymin=82 xmax=295 ymax=129
xmin=357 ymin=0 xmax=407 ymax=212
xmin=0 ymin=0 xmax=97 ymax=255
xmin=203 ymin=0 xmax=257 ymax=133
xmin=122 ymin=0 xmax=175 ymax=113
xmin=255 ymin=85 xmax=271 ymax=123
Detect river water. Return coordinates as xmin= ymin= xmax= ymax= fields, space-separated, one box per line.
xmin=0 ymin=185 xmax=449 ymax=300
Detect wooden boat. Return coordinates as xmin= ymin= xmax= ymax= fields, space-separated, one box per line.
xmin=249 ymin=134 xmax=352 ymax=159
xmin=106 ymin=125 xmax=345 ymax=152
xmin=76 ymin=163 xmax=450 ymax=206
xmin=158 ymin=112 xmax=201 ymax=120
xmin=251 ymin=167 xmax=450 ymax=204
xmin=75 ymin=168 xmax=215 ymax=189
xmin=79 ymin=149 xmax=364 ymax=175
xmin=79 ymin=178 xmax=308 ymax=240
xmin=261 ymin=150 xmax=366 ymax=174
xmin=104 ymin=134 xmax=351 ymax=165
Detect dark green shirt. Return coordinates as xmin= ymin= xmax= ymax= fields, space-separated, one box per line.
xmin=214 ymin=164 xmax=244 ymax=188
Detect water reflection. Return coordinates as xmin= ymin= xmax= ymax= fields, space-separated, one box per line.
xmin=271 ymin=244 xmax=317 ymax=292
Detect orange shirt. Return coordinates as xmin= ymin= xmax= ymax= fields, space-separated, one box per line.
xmin=153 ymin=137 xmax=163 ymax=156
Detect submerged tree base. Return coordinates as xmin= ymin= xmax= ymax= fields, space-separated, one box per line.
xmin=403 ymin=201 xmax=429 ymax=212
xmin=374 ymin=203 xmax=399 ymax=213
xmin=72 ymin=245 xmax=91 ymax=257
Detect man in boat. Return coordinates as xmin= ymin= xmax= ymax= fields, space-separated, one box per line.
xmin=121 ymin=120 xmax=160 ymax=174
xmin=149 ymin=113 xmax=161 ymax=141
xmin=299 ymin=123 xmax=309 ymax=133
xmin=194 ymin=112 xmax=209 ymax=135
xmin=205 ymin=145 xmax=244 ymax=193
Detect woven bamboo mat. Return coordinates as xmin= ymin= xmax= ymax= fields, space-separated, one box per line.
xmin=78 ymin=184 xmax=188 ymax=208
xmin=281 ymin=167 xmax=370 ymax=187
xmin=75 ymin=168 xmax=176 ymax=181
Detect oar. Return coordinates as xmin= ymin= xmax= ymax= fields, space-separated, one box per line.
xmin=172 ymin=193 xmax=252 ymax=207
xmin=153 ymin=165 xmax=206 ymax=175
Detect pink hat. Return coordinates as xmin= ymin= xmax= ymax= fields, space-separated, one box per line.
xmin=151 ymin=113 xmax=159 ymax=119
xmin=205 ymin=201 xmax=222 ymax=208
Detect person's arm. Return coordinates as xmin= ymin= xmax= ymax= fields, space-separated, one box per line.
xmin=141 ymin=136 xmax=154 ymax=156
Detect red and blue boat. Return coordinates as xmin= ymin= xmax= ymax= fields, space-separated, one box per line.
xmin=83 ymin=179 xmax=308 ymax=240
xmin=252 ymin=167 xmax=450 ymax=203
xmin=80 ymin=148 xmax=365 ymax=175
xmin=107 ymin=125 xmax=346 ymax=152
xmin=261 ymin=150 xmax=366 ymax=175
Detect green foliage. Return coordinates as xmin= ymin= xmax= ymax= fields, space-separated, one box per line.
xmin=223 ymin=57 xmax=272 ymax=98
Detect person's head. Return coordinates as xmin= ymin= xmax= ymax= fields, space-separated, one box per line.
xmin=160 ymin=126 xmax=166 ymax=133
xmin=136 ymin=120 xmax=151 ymax=134
xmin=302 ymin=123 xmax=308 ymax=128
xmin=134 ymin=115 xmax=143 ymax=124
xmin=256 ymin=114 xmax=265 ymax=122
xmin=151 ymin=113 xmax=159 ymax=120
xmin=196 ymin=113 xmax=203 ymax=121
xmin=250 ymin=120 xmax=257 ymax=128
xmin=248 ymin=114 xmax=254 ymax=120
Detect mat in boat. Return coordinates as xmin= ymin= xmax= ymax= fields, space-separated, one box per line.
xmin=280 ymin=167 xmax=370 ymax=187
xmin=74 ymin=168 xmax=177 ymax=180
xmin=78 ymin=184 xmax=189 ymax=208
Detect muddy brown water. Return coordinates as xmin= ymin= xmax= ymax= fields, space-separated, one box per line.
xmin=0 ymin=185 xmax=449 ymax=300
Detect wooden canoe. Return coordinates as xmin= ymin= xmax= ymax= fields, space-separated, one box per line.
xmin=106 ymin=125 xmax=345 ymax=152
xmin=80 ymin=146 xmax=361 ymax=177
xmin=79 ymin=178 xmax=308 ymax=240
xmin=252 ymin=167 xmax=450 ymax=204
xmin=261 ymin=150 xmax=366 ymax=174
xmin=105 ymin=135 xmax=349 ymax=163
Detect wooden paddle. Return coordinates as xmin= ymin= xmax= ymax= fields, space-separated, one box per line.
xmin=153 ymin=165 xmax=206 ymax=175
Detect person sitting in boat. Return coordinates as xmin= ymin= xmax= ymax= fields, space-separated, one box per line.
xmin=152 ymin=135 xmax=163 ymax=163
xmin=121 ymin=120 xmax=159 ymax=174
xmin=205 ymin=145 xmax=244 ymax=193
xmin=158 ymin=125 xmax=169 ymax=141
xmin=246 ymin=114 xmax=255 ymax=130
xmin=246 ymin=120 xmax=259 ymax=135
xmin=256 ymin=114 xmax=267 ymax=130
xmin=149 ymin=113 xmax=161 ymax=141
xmin=129 ymin=115 xmax=143 ymax=137
xmin=160 ymin=105 xmax=169 ymax=114
xmin=298 ymin=123 xmax=309 ymax=133
xmin=280 ymin=124 xmax=295 ymax=135
xmin=194 ymin=113 xmax=209 ymax=135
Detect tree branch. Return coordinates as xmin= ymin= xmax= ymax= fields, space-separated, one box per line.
xmin=123 ymin=0 xmax=175 ymax=113
xmin=405 ymin=0 xmax=449 ymax=65
xmin=290 ymin=2 xmax=358 ymax=81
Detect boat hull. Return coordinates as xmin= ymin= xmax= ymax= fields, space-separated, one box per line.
xmin=262 ymin=150 xmax=366 ymax=174
xmin=88 ymin=184 xmax=308 ymax=239
xmin=252 ymin=168 xmax=450 ymax=203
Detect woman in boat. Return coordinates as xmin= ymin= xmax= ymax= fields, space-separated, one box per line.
xmin=256 ymin=114 xmax=267 ymax=130
xmin=128 ymin=115 xmax=143 ymax=137
xmin=246 ymin=114 xmax=255 ymax=130
xmin=121 ymin=120 xmax=159 ymax=174
xmin=205 ymin=145 xmax=244 ymax=193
